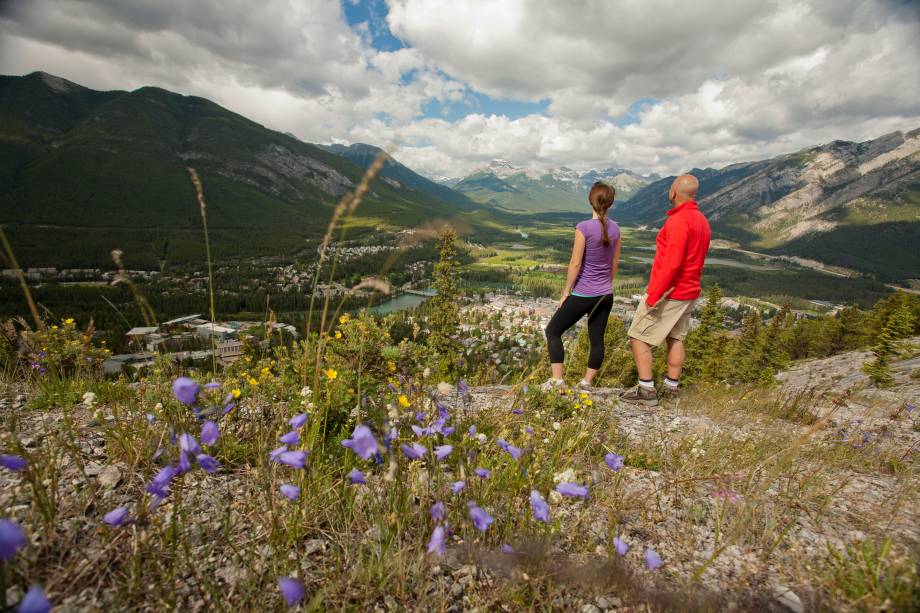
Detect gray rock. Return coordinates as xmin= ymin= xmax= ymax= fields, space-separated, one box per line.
xmin=97 ymin=465 xmax=122 ymax=488
xmin=84 ymin=463 xmax=104 ymax=477
xmin=580 ymin=605 xmax=601 ymax=613
xmin=596 ymin=595 xmax=622 ymax=609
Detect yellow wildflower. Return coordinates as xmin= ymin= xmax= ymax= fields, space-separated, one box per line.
xmin=584 ymin=398 xmax=593 ymax=406
xmin=339 ymin=314 xmax=350 ymax=325
xmin=574 ymin=403 xmax=581 ymax=410
xmin=50 ymin=325 xmax=58 ymax=331
xmin=387 ymin=360 xmax=396 ymax=372
xmin=334 ymin=331 xmax=342 ymax=339
xmin=398 ymin=395 xmax=410 ymax=408
xmin=231 ymin=388 xmax=241 ymax=399
xmin=325 ymin=368 xmax=338 ymax=381
xmin=247 ymin=376 xmax=258 ymax=386
xmin=64 ymin=318 xmax=74 ymax=325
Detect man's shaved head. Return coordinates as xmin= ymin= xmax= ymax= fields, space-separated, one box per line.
xmin=668 ymin=174 xmax=699 ymax=206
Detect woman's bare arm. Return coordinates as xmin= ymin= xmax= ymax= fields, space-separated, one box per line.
xmin=611 ymin=238 xmax=621 ymax=282
xmin=560 ymin=229 xmax=586 ymax=306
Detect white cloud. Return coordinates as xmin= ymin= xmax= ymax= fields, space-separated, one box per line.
xmin=1 ymin=0 xmax=918 ymax=180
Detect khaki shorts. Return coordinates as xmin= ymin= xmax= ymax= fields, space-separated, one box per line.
xmin=627 ymin=294 xmax=696 ymax=347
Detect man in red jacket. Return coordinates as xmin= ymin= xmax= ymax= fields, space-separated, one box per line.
xmin=620 ymin=174 xmax=711 ymax=406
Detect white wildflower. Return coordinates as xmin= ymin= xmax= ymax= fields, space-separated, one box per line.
xmin=299 ymin=386 xmax=313 ymax=398
xmin=552 ymin=421 xmax=561 ymax=431
xmin=81 ymin=391 xmax=97 ymax=408
xmin=553 ymin=468 xmax=576 ymax=483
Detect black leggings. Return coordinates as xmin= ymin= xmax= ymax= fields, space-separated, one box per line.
xmin=545 ymin=294 xmax=613 ymax=369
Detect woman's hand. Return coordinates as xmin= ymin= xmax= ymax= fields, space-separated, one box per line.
xmin=558 ymin=295 xmax=568 ymax=310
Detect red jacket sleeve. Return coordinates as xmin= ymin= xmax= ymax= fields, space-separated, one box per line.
xmin=646 ymin=219 xmax=689 ymax=307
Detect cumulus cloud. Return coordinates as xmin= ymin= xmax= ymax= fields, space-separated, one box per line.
xmin=1 ymin=0 xmax=918 ymax=178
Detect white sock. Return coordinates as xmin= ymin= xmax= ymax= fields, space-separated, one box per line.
xmin=664 ymin=377 xmax=679 ymax=388
xmin=638 ymin=379 xmax=655 ymax=389
xmin=579 ymin=379 xmax=591 ymax=386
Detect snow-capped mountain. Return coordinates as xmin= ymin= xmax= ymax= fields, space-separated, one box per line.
xmin=447 ymin=161 xmax=658 ymax=214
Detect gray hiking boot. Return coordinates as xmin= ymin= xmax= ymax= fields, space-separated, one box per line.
xmin=577 ymin=379 xmax=593 ymax=391
xmin=540 ymin=378 xmax=565 ymax=393
xmin=619 ymin=384 xmax=659 ymax=407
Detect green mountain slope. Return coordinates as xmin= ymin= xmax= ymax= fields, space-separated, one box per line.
xmin=0 ymin=72 xmax=499 ymax=269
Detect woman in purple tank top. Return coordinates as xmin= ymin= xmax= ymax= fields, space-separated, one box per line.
xmin=542 ymin=182 xmax=621 ymax=391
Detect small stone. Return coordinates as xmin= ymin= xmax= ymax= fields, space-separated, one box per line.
xmin=98 ymin=465 xmax=122 ymax=488
xmin=580 ymin=605 xmax=601 ymax=613
xmin=84 ymin=463 xmax=104 ymax=477
xmin=596 ymin=595 xmax=622 ymax=609
xmin=772 ymin=585 xmax=804 ymax=613
xmin=304 ymin=538 xmax=326 ymax=555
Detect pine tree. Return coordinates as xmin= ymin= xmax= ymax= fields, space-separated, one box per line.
xmin=428 ymin=225 xmax=460 ymax=373
xmin=685 ymin=285 xmax=727 ymax=382
xmin=733 ymin=309 xmax=764 ymax=381
xmin=761 ymin=304 xmax=792 ymax=373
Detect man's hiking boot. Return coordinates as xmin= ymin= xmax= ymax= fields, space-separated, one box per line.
xmin=619 ymin=384 xmax=659 ymax=407
xmin=660 ymin=385 xmax=681 ymax=401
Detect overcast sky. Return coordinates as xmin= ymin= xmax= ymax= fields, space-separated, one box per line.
xmin=1 ymin=0 xmax=919 ymax=178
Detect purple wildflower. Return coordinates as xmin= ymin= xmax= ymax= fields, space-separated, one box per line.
xmin=276 ymin=451 xmax=308 ymax=469
xmin=401 ymin=443 xmax=427 ymax=460
xmin=177 ymin=452 xmax=192 ymax=473
xmin=711 ymin=489 xmax=741 ymax=503
xmin=458 ymin=380 xmax=469 ymax=397
xmin=178 ymin=433 xmax=200 ymax=455
xmin=17 ymin=585 xmax=51 ymax=613
xmin=280 ymin=484 xmax=300 ymax=500
xmin=907 ymin=403 xmax=916 ymax=414
xmin=434 ymin=445 xmax=453 ymax=460
xmin=146 ymin=413 xmax=155 ymax=423
xmin=289 ymin=413 xmax=308 ymax=429
xmin=511 ymin=409 xmax=523 ymax=415
xmin=555 ymin=483 xmax=589 ymax=498
xmin=278 ymin=576 xmax=305 ymax=607
xmin=411 ymin=424 xmax=426 ymax=438
xmin=103 ymin=507 xmax=129 ymax=527
xmin=502 ymin=544 xmax=514 ymax=554
xmin=467 ymin=425 xmax=477 ymax=436
xmin=197 ymin=454 xmax=220 ymax=473
xmin=474 ymin=468 xmax=491 ymax=479
xmin=613 ymin=537 xmax=629 ymax=557
xmin=172 ymin=377 xmax=199 ymax=406
xmin=0 ymin=454 xmax=27 ymax=472
xmin=437 ymin=401 xmax=450 ymax=420
xmin=341 ymin=425 xmax=378 ymax=461
xmin=468 ymin=504 xmax=493 ymax=532
xmin=604 ymin=453 xmax=624 ymax=472
xmin=146 ymin=465 xmax=177 ymax=497
xmin=269 ymin=446 xmax=288 ymax=462
xmin=427 ymin=525 xmax=446 ymax=556
xmin=279 ymin=431 xmax=300 ymax=446
xmin=0 ymin=519 xmax=27 ymax=560
xmin=451 ymin=480 xmax=466 ymax=493
xmin=221 ymin=402 xmax=235 ymax=416
xmin=430 ymin=501 xmax=445 ymax=521
xmin=204 ymin=382 xmax=221 ymax=389
xmin=348 ymin=468 xmax=366 ymax=485
xmin=529 ymin=490 xmax=549 ymax=523
xmin=200 ymin=421 xmax=219 ymax=447
xmin=497 ymin=438 xmax=522 ymax=461
xmin=525 ymin=426 xmax=534 ymax=434
xmin=645 ymin=548 xmax=663 ymax=570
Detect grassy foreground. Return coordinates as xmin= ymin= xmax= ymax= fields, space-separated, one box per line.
xmin=1 ymin=335 xmax=918 ymax=611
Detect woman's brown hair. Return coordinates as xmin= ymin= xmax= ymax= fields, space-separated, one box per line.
xmin=588 ymin=181 xmax=616 ymax=246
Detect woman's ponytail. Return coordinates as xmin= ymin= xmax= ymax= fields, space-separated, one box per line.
xmin=588 ymin=182 xmax=616 ymax=246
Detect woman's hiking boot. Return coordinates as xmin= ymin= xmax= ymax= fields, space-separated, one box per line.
xmin=619 ymin=384 xmax=659 ymax=407
xmin=540 ymin=378 xmax=566 ymax=393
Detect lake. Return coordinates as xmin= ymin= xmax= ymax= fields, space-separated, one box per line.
xmin=370 ymin=289 xmax=435 ymax=314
